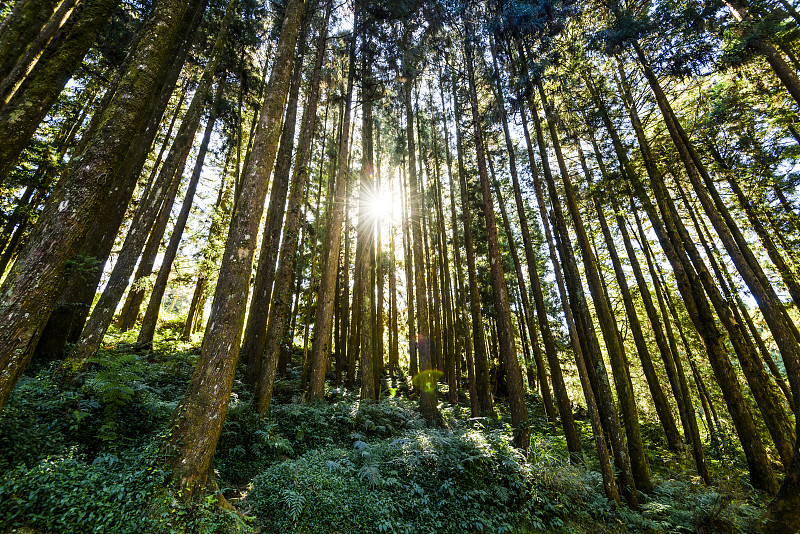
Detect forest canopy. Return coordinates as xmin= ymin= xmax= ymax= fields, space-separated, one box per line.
xmin=0 ymin=0 xmax=800 ymax=530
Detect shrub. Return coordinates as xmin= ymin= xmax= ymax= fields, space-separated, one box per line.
xmin=247 ymin=424 xmax=579 ymax=534
xmin=0 ymin=446 xmax=170 ymax=533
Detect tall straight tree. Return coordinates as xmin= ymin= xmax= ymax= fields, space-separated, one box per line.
xmin=404 ymin=23 xmax=442 ymax=425
xmin=450 ymin=54 xmax=493 ymax=415
xmin=163 ymin=0 xmax=304 ymax=497
xmin=614 ymin=56 xmax=777 ymax=494
xmin=241 ymin=10 xmax=311 ymax=386
xmin=536 ymin=79 xmax=651 ymax=492
xmin=464 ymin=21 xmax=528 ymax=449
xmin=253 ymin=0 xmax=331 ymax=412
xmin=307 ymin=1 xmax=356 ymax=401
xmin=0 ymin=0 xmax=194 ymax=410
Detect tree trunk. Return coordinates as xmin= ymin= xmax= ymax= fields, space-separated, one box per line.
xmin=464 ymin=29 xmax=526 ymax=447
xmin=0 ymin=0 xmax=193 ymax=410
xmin=138 ymin=86 xmax=222 ymax=345
xmin=439 ymin=64 xmax=478 ymax=415
xmin=0 ymin=0 xmax=60 ymax=81
xmin=619 ymin=51 xmax=778 ymax=494
xmin=513 ymin=92 xmax=582 ymax=460
xmin=117 ymin=84 xmax=190 ymax=332
xmin=38 ymin=4 xmax=204 ymax=354
xmin=451 ymin=57 xmax=492 ymax=416
xmin=164 ymin=0 xmax=304 ymax=497
xmin=518 ymin=60 xmax=635 ymax=498
xmin=0 ymin=0 xmax=79 ymax=102
xmin=357 ymin=37 xmax=376 ymax=402
xmin=240 ymin=13 xmax=310 ymax=385
xmin=254 ymin=1 xmax=329 ymax=411
xmin=525 ymin=120 xmax=618 ymax=501
xmin=306 ymin=0 xmax=353 ymax=402
xmin=584 ymin=140 xmax=683 ymax=452
xmin=677 ymin=179 xmax=796 ymax=470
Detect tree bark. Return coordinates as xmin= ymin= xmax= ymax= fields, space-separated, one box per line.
xmin=164 ymin=0 xmax=304 ymax=497
xmin=0 ymin=0 xmax=193 ymax=410
xmin=240 ymin=13 xmax=310 ymax=386
xmin=465 ymin=28 xmax=526 ymax=447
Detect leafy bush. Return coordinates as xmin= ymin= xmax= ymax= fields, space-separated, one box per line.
xmin=214 ymin=402 xmax=294 ymax=484
xmin=247 ymin=422 xmax=587 ymax=534
xmin=0 ymin=373 xmax=70 ymax=472
xmin=0 ymin=446 xmax=170 ymax=533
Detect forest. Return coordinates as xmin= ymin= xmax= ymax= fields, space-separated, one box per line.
xmin=0 ymin=0 xmax=799 ymax=530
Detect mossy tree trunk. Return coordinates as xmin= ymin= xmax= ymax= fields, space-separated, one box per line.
xmin=0 ymin=0 xmax=192 ymax=410
xmin=253 ymin=1 xmax=331 ymax=410
xmin=164 ymin=0 xmax=304 ymax=498
xmin=307 ymin=0 xmax=353 ymax=402
xmin=240 ymin=13 xmax=310 ymax=387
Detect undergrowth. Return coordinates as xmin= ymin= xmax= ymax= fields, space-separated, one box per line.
xmin=0 ymin=334 xmax=769 ymax=533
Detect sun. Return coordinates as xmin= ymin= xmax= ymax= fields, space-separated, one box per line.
xmin=363 ymin=185 xmax=395 ymax=225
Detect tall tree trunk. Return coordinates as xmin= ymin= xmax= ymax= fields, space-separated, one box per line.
xmin=404 ymin=34 xmax=442 ymax=425
xmin=357 ymin=37 xmax=376 ymax=402
xmin=486 ymin=44 xmax=556 ymax=422
xmin=117 ymin=83 xmax=190 ymax=332
xmin=138 ymin=86 xmax=222 ymax=345
xmin=439 ymin=64 xmax=478 ymax=415
xmin=526 ymin=125 xmax=618 ymax=501
xmin=451 ymin=56 xmax=491 ymax=416
xmin=519 ymin=64 xmax=635 ymax=498
xmin=163 ymin=0 xmax=304 ymax=497
xmin=585 ymin=72 xmax=709 ymax=480
xmin=254 ymin=1 xmax=329 ymax=411
xmin=306 ymin=0 xmax=353 ymax=401
xmin=401 ymin=163 xmax=418 ymax=380
xmin=0 ymin=0 xmax=60 ymax=80
xmin=634 ymin=40 xmax=800 ymax=419
xmin=464 ymin=29 xmax=526 ymax=447
xmin=183 ymin=157 xmax=232 ymax=340
xmin=583 ymin=140 xmax=683 ymax=452
xmin=0 ymin=0 xmax=194 ymax=410
xmin=512 ymin=91 xmax=582 ymax=461
xmin=724 ymin=0 xmax=800 ymax=108
xmin=240 ymin=13 xmax=310 ymax=385
xmin=537 ymin=79 xmax=651 ymax=491
xmin=677 ymin=178 xmax=796 ymax=469
xmin=427 ymin=101 xmax=456 ymax=403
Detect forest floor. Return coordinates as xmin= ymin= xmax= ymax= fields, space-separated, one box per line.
xmin=0 ymin=327 xmax=772 ymax=533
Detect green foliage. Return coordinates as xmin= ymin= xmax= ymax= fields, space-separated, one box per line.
xmin=0 ymin=341 xmax=769 ymax=534
xmin=0 ymin=446 xmax=171 ymax=533
xmin=248 ymin=408 xmax=602 ymax=534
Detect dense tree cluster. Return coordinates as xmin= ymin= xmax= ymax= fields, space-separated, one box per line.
xmin=0 ymin=0 xmax=799 ymax=528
